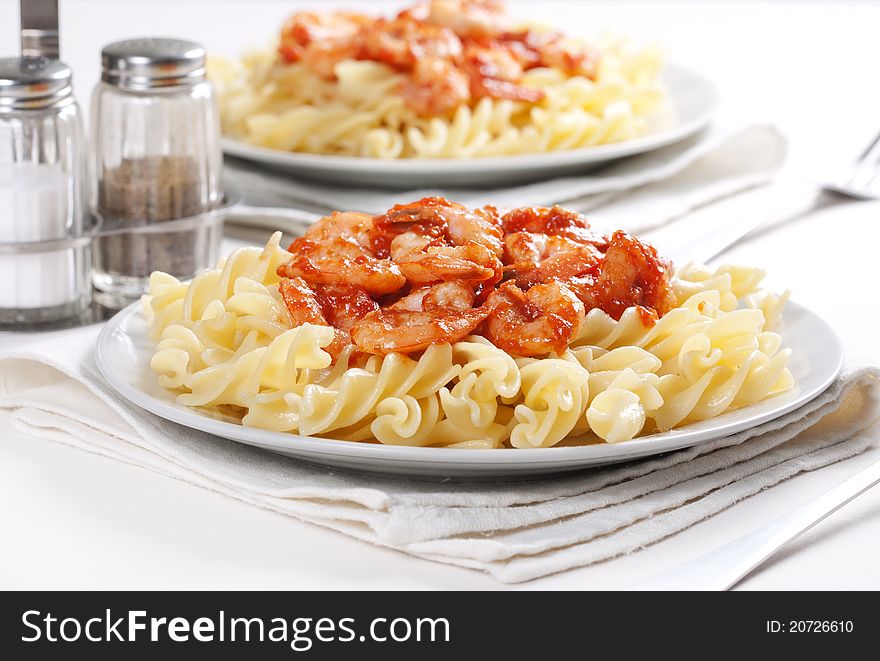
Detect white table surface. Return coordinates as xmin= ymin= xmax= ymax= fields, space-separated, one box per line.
xmin=1 ymin=0 xmax=880 ymax=590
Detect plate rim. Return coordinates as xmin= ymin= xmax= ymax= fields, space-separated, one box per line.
xmin=96 ymin=299 xmax=843 ymax=469
xmin=220 ymin=61 xmax=720 ymax=174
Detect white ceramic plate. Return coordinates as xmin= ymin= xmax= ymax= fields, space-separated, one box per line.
xmin=96 ymin=301 xmax=843 ymax=478
xmin=222 ymin=63 xmax=719 ymax=189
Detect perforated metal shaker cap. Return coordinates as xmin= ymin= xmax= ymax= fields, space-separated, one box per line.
xmin=101 ymin=37 xmax=206 ymax=90
xmin=0 ymin=57 xmax=73 ymax=111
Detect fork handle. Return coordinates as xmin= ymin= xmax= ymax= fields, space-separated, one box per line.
xmin=630 ymin=456 xmax=880 ymax=590
xmin=662 ymin=184 xmax=823 ymax=265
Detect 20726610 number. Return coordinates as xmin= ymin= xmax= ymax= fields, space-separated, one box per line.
xmin=767 ymin=621 xmax=854 ymax=633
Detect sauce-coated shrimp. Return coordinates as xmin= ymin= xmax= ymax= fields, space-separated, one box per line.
xmin=394 ymin=237 xmax=500 ymax=283
xmin=503 ymin=232 xmax=602 ymax=289
xmin=483 ymin=280 xmax=585 ymax=356
xmin=501 ymin=206 xmax=607 ymax=247
xmin=372 ymin=197 xmax=503 ymax=282
xmin=463 ymin=45 xmax=544 ymax=102
xmin=535 ymin=33 xmax=599 ymax=80
xmin=278 ymin=277 xmax=378 ymax=360
xmin=279 ymin=211 xmax=406 ymax=296
xmin=279 ymin=12 xmax=370 ymax=66
xmin=373 ymin=196 xmax=504 ymax=257
xmin=351 ymin=281 xmax=489 ymax=354
xmin=276 ymin=3 xmax=600 ymax=116
xmin=422 ymin=0 xmax=507 ymax=38
xmin=400 ymin=57 xmax=471 ymax=116
xmin=276 ymin=199 xmax=675 ymax=359
xmin=279 ymin=238 xmax=406 ymax=296
xmin=580 ymin=230 xmax=676 ymax=320
xmin=361 ymin=16 xmax=463 ymax=71
xmin=303 ymin=211 xmax=375 ymax=250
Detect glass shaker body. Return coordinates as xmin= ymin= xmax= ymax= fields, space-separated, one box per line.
xmin=0 ymin=58 xmax=91 ymax=327
xmin=91 ymin=39 xmax=223 ymax=301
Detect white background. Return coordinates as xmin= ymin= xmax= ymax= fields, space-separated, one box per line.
xmin=1 ymin=0 xmax=879 ymax=589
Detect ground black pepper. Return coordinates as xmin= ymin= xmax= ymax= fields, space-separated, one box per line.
xmin=95 ymin=155 xmax=206 ymax=279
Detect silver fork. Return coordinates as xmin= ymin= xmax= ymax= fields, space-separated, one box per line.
xmin=665 ymin=129 xmax=880 ymax=265
xmin=631 ymin=132 xmax=880 ymax=590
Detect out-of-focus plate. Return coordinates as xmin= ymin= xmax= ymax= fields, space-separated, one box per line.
xmin=222 ymin=63 xmax=718 ymax=188
xmin=96 ymin=301 xmax=842 ymax=478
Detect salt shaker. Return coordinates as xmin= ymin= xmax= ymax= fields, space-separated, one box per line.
xmin=0 ymin=57 xmax=91 ymax=327
xmin=90 ymin=38 xmax=223 ymax=300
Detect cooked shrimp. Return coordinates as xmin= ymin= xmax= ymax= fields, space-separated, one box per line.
xmin=278 ymin=276 xmax=327 ymax=327
xmin=491 ymin=30 xmax=544 ymax=69
xmin=351 ymin=281 xmax=489 ymax=354
xmin=280 ymin=200 xmax=675 ymax=358
xmin=446 ymin=203 xmax=504 ymax=257
xmin=279 ymin=239 xmax=405 ymax=296
xmin=278 ymin=277 xmax=378 ymax=360
xmin=501 ymin=206 xmax=607 ymax=247
xmin=503 ymin=232 xmax=590 ymax=265
xmin=503 ymin=232 xmax=602 ymax=289
xmin=276 ymin=4 xmax=600 ymax=116
xmin=279 ymin=11 xmax=371 ymax=65
xmin=300 ymin=40 xmax=361 ymax=79
xmin=279 ymin=211 xmax=405 ymax=296
xmin=371 ymin=196 xmax=450 ymax=257
xmin=462 ymin=45 xmax=544 ymax=102
xmin=423 ymin=0 xmax=507 ymax=38
xmin=483 ymin=281 xmax=585 ymax=356
xmin=536 ymin=33 xmax=599 ymax=79
xmin=316 ymin=284 xmax=381 ymax=331
xmin=395 ymin=239 xmax=500 ymax=283
xmin=361 ymin=16 xmax=463 ymax=71
xmin=579 ymin=231 xmax=675 ymax=321
xmin=373 ymin=197 xmax=504 ymax=283
xmin=400 ymin=56 xmax=471 ymax=116
xmin=303 ymin=211 xmax=375 ymax=251
xmin=278 ymin=231 xmax=401 ymax=295
xmin=390 ymin=279 xmax=476 ymax=312
xmin=374 ymin=196 xmax=504 ymax=257
xmin=488 ymin=29 xmax=599 ymax=79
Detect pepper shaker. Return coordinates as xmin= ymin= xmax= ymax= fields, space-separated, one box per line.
xmin=90 ymin=38 xmax=224 ymax=301
xmin=0 ymin=57 xmax=91 ymax=327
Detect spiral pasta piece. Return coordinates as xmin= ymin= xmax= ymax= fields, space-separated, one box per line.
xmin=510 ymin=359 xmax=590 ymax=448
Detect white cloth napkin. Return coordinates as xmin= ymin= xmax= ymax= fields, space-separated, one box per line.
xmin=1 ymin=326 xmax=878 ymax=584
xmin=225 ymin=124 xmax=787 ymax=236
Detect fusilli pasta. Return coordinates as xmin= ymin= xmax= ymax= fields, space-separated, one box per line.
xmin=145 ymin=234 xmax=794 ymax=447
xmin=211 ymin=33 xmax=667 ymax=159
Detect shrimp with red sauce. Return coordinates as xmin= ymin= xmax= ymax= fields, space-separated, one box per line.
xmin=278 ymin=211 xmax=406 ymax=296
xmin=351 ymin=281 xmax=489 ymax=354
xmin=361 ymin=15 xmax=463 ymax=71
xmin=503 ymin=232 xmax=602 ymax=290
xmin=274 ymin=198 xmax=675 ymax=360
xmin=278 ymin=277 xmax=379 ymax=360
xmin=373 ymin=197 xmax=503 ymax=283
xmin=501 ymin=206 xmax=607 ymax=247
xmin=462 ymin=44 xmax=544 ymax=102
xmin=576 ymin=230 xmax=676 ymax=321
xmin=400 ymin=57 xmax=471 ymax=116
xmin=274 ymin=2 xmax=599 ymax=117
xmin=482 ymin=280 xmax=585 ymax=356
xmin=278 ymin=12 xmax=371 ymax=72
xmin=392 ymin=233 xmax=499 ymax=283
xmin=421 ymin=0 xmax=507 ymax=38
